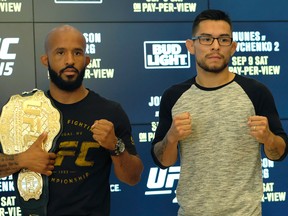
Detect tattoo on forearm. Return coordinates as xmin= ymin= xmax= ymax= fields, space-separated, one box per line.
xmin=0 ymin=155 xmax=19 ymax=176
xmin=155 ymin=140 xmax=168 ymax=161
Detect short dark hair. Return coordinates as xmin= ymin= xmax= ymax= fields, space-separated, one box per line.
xmin=192 ymin=9 xmax=233 ymax=36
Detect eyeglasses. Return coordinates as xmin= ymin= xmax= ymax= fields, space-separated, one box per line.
xmin=191 ymin=36 xmax=233 ymax=46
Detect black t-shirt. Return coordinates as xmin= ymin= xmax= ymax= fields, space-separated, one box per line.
xmin=47 ymin=90 xmax=136 ymax=216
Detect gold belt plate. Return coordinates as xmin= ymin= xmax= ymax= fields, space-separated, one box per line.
xmin=0 ymin=89 xmax=61 ymax=201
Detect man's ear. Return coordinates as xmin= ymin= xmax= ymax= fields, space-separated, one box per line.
xmin=230 ymin=41 xmax=237 ymax=57
xmin=85 ymin=56 xmax=90 ymax=66
xmin=186 ymin=39 xmax=195 ymax=55
xmin=41 ymin=55 xmax=48 ymax=67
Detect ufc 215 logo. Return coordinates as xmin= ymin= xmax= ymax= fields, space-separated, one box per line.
xmin=0 ymin=37 xmax=19 ymax=76
xmin=145 ymin=166 xmax=180 ymax=203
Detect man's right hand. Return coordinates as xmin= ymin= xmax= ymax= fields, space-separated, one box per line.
xmin=153 ymin=112 xmax=192 ymax=167
xmin=167 ymin=112 xmax=192 ymax=144
xmin=18 ymin=132 xmax=56 ymax=176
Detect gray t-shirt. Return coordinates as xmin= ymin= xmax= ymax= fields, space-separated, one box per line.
xmin=152 ymin=74 xmax=287 ymax=216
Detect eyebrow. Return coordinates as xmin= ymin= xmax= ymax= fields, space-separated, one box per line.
xmin=199 ymin=33 xmax=231 ymax=37
xmin=54 ymin=47 xmax=84 ymax=52
xmin=73 ymin=48 xmax=85 ymax=52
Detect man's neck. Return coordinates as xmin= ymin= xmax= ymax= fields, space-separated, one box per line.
xmin=49 ymin=84 xmax=89 ymax=104
xmin=196 ymin=70 xmax=235 ymax=88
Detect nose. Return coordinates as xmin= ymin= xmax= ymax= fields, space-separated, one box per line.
xmin=211 ymin=38 xmax=220 ymax=50
xmin=65 ymin=52 xmax=75 ymax=65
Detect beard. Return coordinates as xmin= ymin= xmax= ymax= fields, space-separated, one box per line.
xmin=48 ymin=63 xmax=86 ymax=91
xmin=196 ymin=55 xmax=229 ymax=73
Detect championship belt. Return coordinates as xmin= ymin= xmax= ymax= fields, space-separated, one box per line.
xmin=0 ymin=89 xmax=62 ymax=216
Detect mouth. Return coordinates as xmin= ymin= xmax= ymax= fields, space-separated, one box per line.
xmin=61 ymin=67 xmax=79 ymax=76
xmin=61 ymin=71 xmax=77 ymax=78
xmin=63 ymin=69 xmax=77 ymax=74
xmin=207 ymin=54 xmax=222 ymax=59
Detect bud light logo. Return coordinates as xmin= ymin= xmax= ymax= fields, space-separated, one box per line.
xmin=144 ymin=41 xmax=190 ymax=69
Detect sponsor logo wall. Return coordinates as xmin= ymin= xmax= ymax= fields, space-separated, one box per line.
xmin=0 ymin=0 xmax=288 ymax=215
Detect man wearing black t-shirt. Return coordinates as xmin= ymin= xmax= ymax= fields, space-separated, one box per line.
xmin=0 ymin=25 xmax=143 ymax=216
